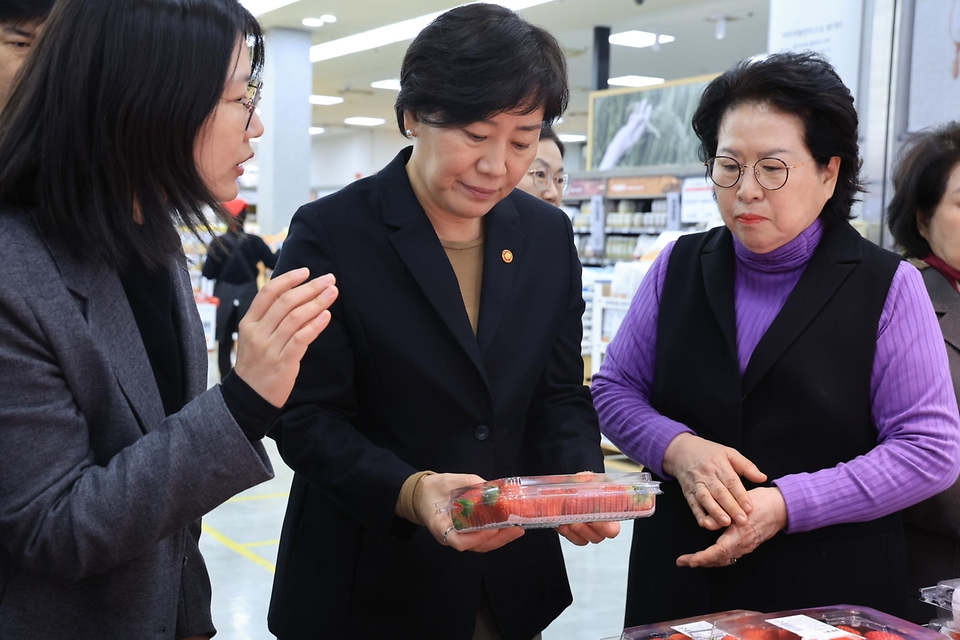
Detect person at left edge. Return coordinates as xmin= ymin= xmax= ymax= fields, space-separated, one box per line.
xmin=267 ymin=4 xmax=617 ymax=639
xmin=0 ymin=0 xmax=338 ymax=638
xmin=0 ymin=0 xmax=53 ymax=113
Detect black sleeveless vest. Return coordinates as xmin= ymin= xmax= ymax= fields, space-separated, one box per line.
xmin=624 ymin=222 xmax=906 ymax=625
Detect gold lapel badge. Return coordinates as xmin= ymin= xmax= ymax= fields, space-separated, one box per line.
xmin=502 ymin=249 xmax=514 ymax=264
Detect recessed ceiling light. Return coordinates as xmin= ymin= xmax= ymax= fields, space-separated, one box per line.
xmin=310 ymin=0 xmax=555 ymax=62
xmin=309 ymin=94 xmax=345 ymax=105
xmin=609 ymin=30 xmax=675 ymax=49
xmin=239 ymin=0 xmax=299 ymax=17
xmin=558 ymin=134 xmax=587 ymax=143
xmin=344 ymin=117 xmax=386 ymax=127
xmin=302 ymin=17 xmax=325 ymax=28
xmin=309 ymin=127 xmax=326 ymax=135
xmin=320 ymin=14 xmax=337 ymax=23
xmin=371 ymin=79 xmax=401 ymax=91
xmin=607 ymin=75 xmax=666 ymax=88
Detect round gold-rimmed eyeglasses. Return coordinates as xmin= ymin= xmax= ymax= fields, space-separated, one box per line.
xmin=528 ymin=168 xmax=569 ymax=196
xmin=705 ymin=155 xmax=817 ymax=191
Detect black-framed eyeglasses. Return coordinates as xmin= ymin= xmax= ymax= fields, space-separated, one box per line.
xmin=528 ymin=168 xmax=569 ymax=196
xmin=240 ymin=79 xmax=263 ymax=131
xmin=705 ymin=155 xmax=817 ymax=191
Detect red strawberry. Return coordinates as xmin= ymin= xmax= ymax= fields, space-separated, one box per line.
xmin=667 ymin=634 xmax=688 ymax=640
xmin=778 ymin=628 xmax=800 ymax=640
xmin=739 ymin=626 xmax=778 ymax=640
xmin=836 ymin=627 xmax=864 ymax=638
xmin=864 ymin=632 xmax=902 ymax=640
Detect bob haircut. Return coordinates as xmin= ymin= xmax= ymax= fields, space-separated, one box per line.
xmin=692 ymin=51 xmax=862 ymax=226
xmin=0 ymin=0 xmax=55 ymax=25
xmin=0 ymin=0 xmax=264 ymax=269
xmin=540 ymin=125 xmax=566 ymax=158
xmin=886 ymin=122 xmax=960 ymax=258
xmin=395 ymin=3 xmax=568 ymax=135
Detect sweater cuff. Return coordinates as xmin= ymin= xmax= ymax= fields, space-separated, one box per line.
xmin=395 ymin=471 xmax=436 ymax=525
xmin=220 ymin=372 xmax=281 ymax=441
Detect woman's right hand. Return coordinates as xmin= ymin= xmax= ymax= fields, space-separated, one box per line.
xmin=662 ymin=432 xmax=767 ymax=531
xmin=419 ymin=473 xmax=525 ymax=553
xmin=233 ymin=268 xmax=338 ymax=408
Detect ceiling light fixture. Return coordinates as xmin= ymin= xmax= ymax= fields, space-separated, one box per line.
xmin=715 ymin=16 xmax=727 ymax=40
xmin=344 ymin=117 xmax=387 ymax=127
xmin=310 ymin=0 xmax=554 ymax=63
xmin=302 ymin=17 xmax=324 ymax=28
xmin=309 ymin=94 xmax=345 ymax=105
xmin=371 ymin=79 xmax=402 ymax=91
xmin=320 ymin=14 xmax=337 ymax=23
xmin=607 ymin=75 xmax=666 ymax=88
xmin=239 ymin=0 xmax=300 ymax=17
xmin=309 ymin=127 xmax=326 ymax=135
xmin=557 ymin=134 xmax=587 ymax=143
xmin=608 ymin=30 xmax=675 ymax=49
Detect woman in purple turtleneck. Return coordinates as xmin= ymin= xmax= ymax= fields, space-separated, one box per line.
xmin=592 ymin=52 xmax=960 ymax=624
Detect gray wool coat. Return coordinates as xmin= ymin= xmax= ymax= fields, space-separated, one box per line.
xmin=0 ymin=208 xmax=273 ymax=638
xmin=904 ymin=265 xmax=960 ymax=622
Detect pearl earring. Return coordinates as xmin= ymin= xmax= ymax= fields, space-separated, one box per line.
xmin=405 ymin=129 xmax=414 ymax=138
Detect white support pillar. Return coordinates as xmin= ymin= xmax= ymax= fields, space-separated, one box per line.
xmin=257 ymin=28 xmax=312 ymax=236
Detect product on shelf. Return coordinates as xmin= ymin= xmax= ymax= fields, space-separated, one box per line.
xmin=619 ymin=610 xmax=759 ymax=640
xmin=714 ymin=606 xmax=942 ymax=640
xmin=438 ymin=472 xmax=661 ymax=532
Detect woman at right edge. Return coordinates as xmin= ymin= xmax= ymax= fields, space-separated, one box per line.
xmin=592 ymin=52 xmax=960 ymax=623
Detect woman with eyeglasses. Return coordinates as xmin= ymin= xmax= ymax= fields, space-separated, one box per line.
xmin=516 ymin=125 xmax=568 ymax=207
xmin=266 ymin=4 xmax=616 ymax=638
xmin=0 ymin=0 xmax=337 ymax=637
xmin=592 ymin=51 xmax=960 ymax=622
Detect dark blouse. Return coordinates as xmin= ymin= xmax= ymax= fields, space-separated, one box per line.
xmin=120 ymin=251 xmax=278 ymax=438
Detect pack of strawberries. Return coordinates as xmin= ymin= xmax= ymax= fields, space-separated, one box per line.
xmin=620 ymin=606 xmax=942 ymax=640
xmin=438 ymin=472 xmax=661 ymax=532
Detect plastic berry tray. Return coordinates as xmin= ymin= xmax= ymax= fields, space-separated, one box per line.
xmin=714 ymin=605 xmax=944 ymax=640
xmin=437 ymin=472 xmax=661 ymax=532
xmin=619 ymin=610 xmax=759 ymax=640
xmin=919 ymin=578 xmax=960 ymax=638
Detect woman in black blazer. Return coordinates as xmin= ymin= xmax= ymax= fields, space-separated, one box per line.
xmin=267 ymin=4 xmax=617 ymax=639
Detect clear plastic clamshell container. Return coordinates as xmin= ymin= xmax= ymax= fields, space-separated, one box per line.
xmin=437 ymin=472 xmax=661 ymax=532
xmin=618 ymin=610 xmax=759 ymax=640
xmin=714 ymin=605 xmax=944 ymax=640
xmin=920 ymin=578 xmax=960 ymax=638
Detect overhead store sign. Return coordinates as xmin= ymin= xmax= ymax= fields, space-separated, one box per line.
xmin=606 ymin=176 xmax=680 ymax=199
xmin=767 ymin=0 xmax=864 ymax=102
xmin=566 ymin=177 xmax=606 ymax=199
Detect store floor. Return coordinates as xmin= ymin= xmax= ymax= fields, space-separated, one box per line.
xmin=202 ymin=358 xmax=634 ymax=640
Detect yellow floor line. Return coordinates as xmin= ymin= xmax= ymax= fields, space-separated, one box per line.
xmin=242 ymin=539 xmax=281 ymax=548
xmin=201 ymin=522 xmax=276 ymax=574
xmin=225 ymin=491 xmax=290 ymax=503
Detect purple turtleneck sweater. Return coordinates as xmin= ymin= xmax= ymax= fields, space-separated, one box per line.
xmin=592 ymin=219 xmax=960 ymax=534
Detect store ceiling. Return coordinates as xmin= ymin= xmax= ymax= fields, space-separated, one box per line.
xmin=255 ymin=0 xmax=769 ymax=139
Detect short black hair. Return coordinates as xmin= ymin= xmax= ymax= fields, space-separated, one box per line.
xmin=395 ymin=3 xmax=568 ymax=135
xmin=692 ymin=51 xmax=862 ymax=226
xmin=886 ymin=122 xmax=960 ymax=258
xmin=0 ymin=0 xmax=263 ymax=269
xmin=540 ymin=125 xmax=565 ymax=158
xmin=0 ymin=0 xmax=55 ymax=26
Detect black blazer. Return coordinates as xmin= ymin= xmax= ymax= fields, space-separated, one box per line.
xmin=267 ymin=149 xmax=604 ymax=640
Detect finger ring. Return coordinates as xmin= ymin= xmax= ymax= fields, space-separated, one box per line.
xmin=692 ymin=484 xmax=702 ymax=496
xmin=729 ymin=557 xmax=737 ymax=565
xmin=443 ymin=526 xmax=456 ymax=544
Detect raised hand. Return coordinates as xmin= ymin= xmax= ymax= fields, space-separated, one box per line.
xmin=233 ymin=268 xmax=338 ymax=407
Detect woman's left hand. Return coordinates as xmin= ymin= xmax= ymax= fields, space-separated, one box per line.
xmin=555 ymin=520 xmax=621 ymax=546
xmin=675 ymin=486 xmax=787 ymax=568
